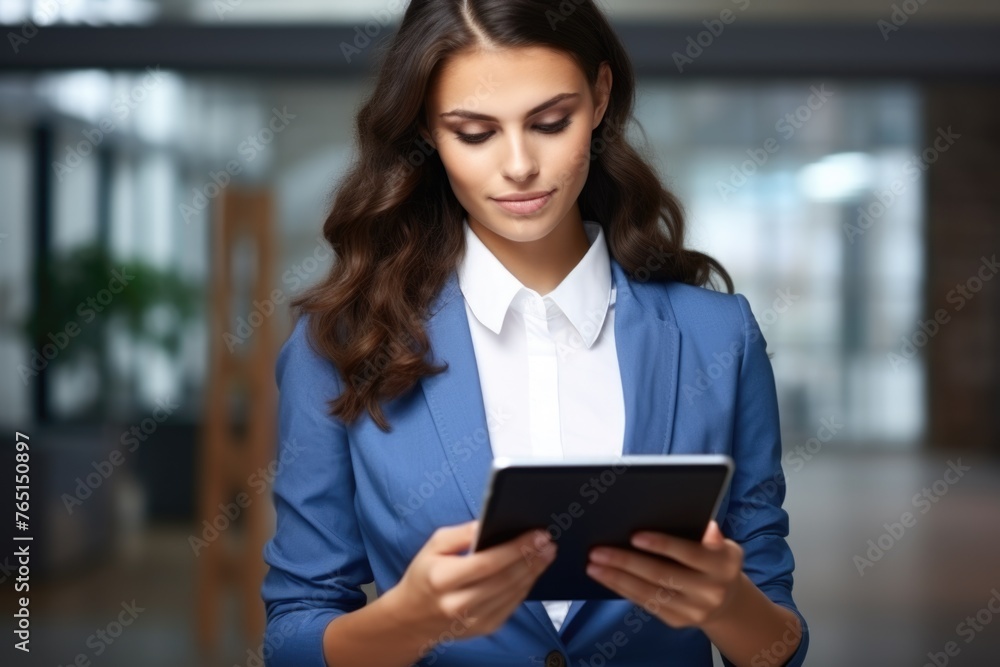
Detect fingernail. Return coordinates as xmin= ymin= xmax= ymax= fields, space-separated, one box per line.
xmin=590 ymin=548 xmax=610 ymax=563
xmin=631 ymin=534 xmax=653 ymax=548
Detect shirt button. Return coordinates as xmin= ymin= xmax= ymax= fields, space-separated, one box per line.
xmin=545 ymin=650 xmax=567 ymax=667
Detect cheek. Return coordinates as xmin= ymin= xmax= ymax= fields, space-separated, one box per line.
xmin=440 ymin=147 xmax=491 ymax=195
xmin=549 ymin=127 xmax=594 ymax=188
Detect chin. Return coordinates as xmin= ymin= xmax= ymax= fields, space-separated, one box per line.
xmin=479 ymin=213 xmax=561 ymax=243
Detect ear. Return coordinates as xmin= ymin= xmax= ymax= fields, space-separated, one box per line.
xmin=592 ymin=61 xmax=613 ymax=130
xmin=418 ymin=121 xmax=438 ymax=150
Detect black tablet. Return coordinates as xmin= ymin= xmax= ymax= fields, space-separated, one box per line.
xmin=469 ymin=454 xmax=735 ymax=600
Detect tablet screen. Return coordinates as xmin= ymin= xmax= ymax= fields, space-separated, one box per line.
xmin=470 ymin=455 xmax=733 ymax=600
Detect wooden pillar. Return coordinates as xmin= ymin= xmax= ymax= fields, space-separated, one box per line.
xmin=195 ymin=188 xmax=278 ymax=654
xmin=924 ymin=84 xmax=1000 ymax=453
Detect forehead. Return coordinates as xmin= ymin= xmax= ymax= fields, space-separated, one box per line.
xmin=428 ymin=46 xmax=586 ymax=116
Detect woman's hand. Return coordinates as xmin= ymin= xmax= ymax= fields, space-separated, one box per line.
xmin=584 ymin=520 xmax=748 ymax=630
xmin=385 ymin=520 xmax=557 ymax=652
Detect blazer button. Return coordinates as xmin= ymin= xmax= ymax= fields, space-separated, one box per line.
xmin=544 ymin=650 xmax=567 ymax=667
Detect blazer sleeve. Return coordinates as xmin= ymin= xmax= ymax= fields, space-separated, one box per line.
xmin=260 ymin=317 xmax=374 ymax=667
xmin=719 ymin=294 xmax=810 ymax=667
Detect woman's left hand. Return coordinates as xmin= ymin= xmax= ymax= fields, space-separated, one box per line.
xmin=585 ymin=520 xmax=747 ymax=629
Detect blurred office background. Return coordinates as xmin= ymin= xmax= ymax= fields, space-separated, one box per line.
xmin=0 ymin=1 xmax=999 ymax=665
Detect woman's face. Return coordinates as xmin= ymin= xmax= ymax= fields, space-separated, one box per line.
xmin=422 ymin=45 xmax=611 ymax=246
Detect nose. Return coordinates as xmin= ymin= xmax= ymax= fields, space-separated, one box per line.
xmin=500 ymin=130 xmax=539 ymax=182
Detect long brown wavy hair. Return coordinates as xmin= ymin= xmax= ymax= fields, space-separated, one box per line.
xmin=291 ymin=0 xmax=733 ymax=432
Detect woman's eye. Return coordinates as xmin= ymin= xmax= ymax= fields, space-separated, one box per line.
xmin=457 ymin=131 xmax=493 ymax=145
xmin=456 ymin=116 xmax=573 ymax=145
xmin=536 ymin=117 xmax=573 ymax=134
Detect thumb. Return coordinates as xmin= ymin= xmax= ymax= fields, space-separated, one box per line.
xmin=432 ymin=520 xmax=479 ymax=554
xmin=703 ymin=520 xmax=725 ymax=546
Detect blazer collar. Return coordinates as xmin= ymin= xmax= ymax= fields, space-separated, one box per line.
xmin=421 ymin=254 xmax=681 ymax=639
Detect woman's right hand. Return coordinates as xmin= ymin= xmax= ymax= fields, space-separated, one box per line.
xmin=384 ymin=520 xmax=557 ymax=648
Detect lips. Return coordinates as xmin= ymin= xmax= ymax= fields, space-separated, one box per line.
xmin=493 ymin=190 xmax=553 ymax=202
xmin=491 ymin=190 xmax=555 ymax=215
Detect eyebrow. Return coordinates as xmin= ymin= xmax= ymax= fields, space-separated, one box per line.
xmin=440 ymin=92 xmax=580 ymax=121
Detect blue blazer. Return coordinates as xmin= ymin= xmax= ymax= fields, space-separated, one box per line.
xmin=261 ymin=257 xmax=809 ymax=667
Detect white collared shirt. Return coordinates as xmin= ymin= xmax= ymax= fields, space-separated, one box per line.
xmin=456 ymin=216 xmax=626 ymax=632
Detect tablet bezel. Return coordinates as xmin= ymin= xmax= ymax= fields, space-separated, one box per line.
xmin=468 ymin=454 xmax=735 ymax=599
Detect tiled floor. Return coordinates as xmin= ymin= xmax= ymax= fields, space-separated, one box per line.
xmin=782 ymin=449 xmax=1000 ymax=667
xmin=4 ymin=449 xmax=999 ymax=666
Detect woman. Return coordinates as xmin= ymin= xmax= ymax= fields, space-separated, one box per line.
xmin=261 ymin=1 xmax=808 ymax=666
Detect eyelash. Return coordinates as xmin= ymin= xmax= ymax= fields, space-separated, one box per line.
xmin=456 ymin=116 xmax=573 ymax=145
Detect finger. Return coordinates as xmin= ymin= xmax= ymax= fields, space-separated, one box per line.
xmin=445 ymin=577 xmax=521 ymax=634
xmin=703 ymin=520 xmax=726 ymax=547
xmin=586 ymin=563 xmax=705 ymax=628
xmin=442 ymin=529 xmax=553 ymax=591
xmin=587 ymin=556 xmax=729 ymax=609
xmin=473 ymin=538 xmax=556 ymax=599
xmin=628 ymin=529 xmax=726 ymax=574
xmin=588 ymin=546 xmax=702 ymax=594
xmin=486 ymin=551 xmax=552 ymax=608
xmin=486 ymin=547 xmax=558 ymax=620
xmin=464 ymin=580 xmax=534 ymax=635
xmin=450 ymin=542 xmax=556 ymax=630
xmin=517 ymin=529 xmax=557 ymax=567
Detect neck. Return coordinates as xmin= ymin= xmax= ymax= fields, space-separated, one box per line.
xmin=468 ymin=213 xmax=591 ymax=295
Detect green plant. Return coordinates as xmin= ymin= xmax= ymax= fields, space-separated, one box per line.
xmin=23 ymin=243 xmax=202 ymax=416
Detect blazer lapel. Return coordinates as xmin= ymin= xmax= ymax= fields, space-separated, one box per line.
xmin=420 ymin=270 xmax=495 ymax=521
xmin=558 ymin=258 xmax=682 ymax=634
xmin=419 ymin=258 xmax=682 ymax=639
xmin=420 ymin=271 xmax=565 ymax=640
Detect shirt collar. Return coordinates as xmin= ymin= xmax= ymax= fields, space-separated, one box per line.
xmin=456 ymin=216 xmax=615 ymax=349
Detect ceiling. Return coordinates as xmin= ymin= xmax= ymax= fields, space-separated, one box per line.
xmin=180 ymin=0 xmax=1000 ymax=24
